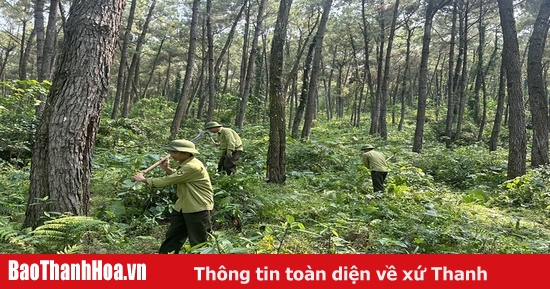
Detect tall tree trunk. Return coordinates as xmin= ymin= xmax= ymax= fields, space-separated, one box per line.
xmin=398 ymin=22 xmax=413 ymax=131
xmin=528 ymin=0 xmax=550 ymax=167
xmin=267 ymin=0 xmax=293 ymax=184
xmin=121 ymin=0 xmax=157 ymax=118
xmin=191 ymin=28 xmax=206 ymax=117
xmin=197 ymin=17 xmax=208 ymax=119
xmin=170 ymin=0 xmax=200 ymax=139
xmin=163 ymin=56 xmax=173 ymax=98
xmin=141 ymin=36 xmax=166 ymax=99
xmin=473 ymin=0 xmax=484 ymax=126
xmin=24 ymin=0 xmax=125 ymax=228
xmin=371 ymin=14 xmax=384 ymax=135
xmin=284 ymin=23 xmax=316 ymax=97
xmin=413 ymin=0 xmax=438 ymax=153
xmin=214 ymin=0 xmax=246 ymax=77
xmin=349 ymin=35 xmax=361 ymax=126
xmin=302 ymin=0 xmax=333 ymax=140
xmin=35 ymin=0 xmax=45 ymax=81
xmin=379 ymin=0 xmax=400 ymax=140
xmin=476 ymin=1 xmax=488 ymax=141
xmin=111 ymin=0 xmax=137 ymax=120
xmin=21 ymin=28 xmax=36 ymax=80
xmin=206 ymin=0 xmax=248 ymax=122
xmin=0 ymin=44 xmax=15 ymax=80
xmin=361 ymin=0 xmax=375 ymax=130
xmin=497 ymin=0 xmax=527 ymax=179
xmin=236 ymin=0 xmax=266 ymax=129
xmin=239 ymin=3 xmax=251 ymax=94
xmin=444 ymin=0 xmax=457 ymax=148
xmin=41 ymin=0 xmax=59 ymax=81
xmin=18 ymin=19 xmax=29 ymax=80
xmin=336 ymin=62 xmax=344 ymax=118
xmin=489 ymin=57 xmax=506 ymax=151
xmin=454 ymin=1 xmax=468 ymax=141
xmin=291 ymin=37 xmax=315 ymax=139
xmin=326 ymin=47 xmax=336 ymax=120
xmin=205 ymin=0 xmax=218 ymax=122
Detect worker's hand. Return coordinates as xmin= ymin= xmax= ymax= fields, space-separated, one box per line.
xmin=159 ymin=157 xmax=170 ymax=170
xmin=132 ymin=173 xmax=146 ymax=182
xmin=226 ymin=151 xmax=233 ymax=158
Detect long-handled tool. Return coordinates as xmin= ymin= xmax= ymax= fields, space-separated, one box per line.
xmin=131 ymin=129 xmax=206 ymax=181
xmin=206 ymin=132 xmax=218 ymax=145
xmin=138 ymin=154 xmax=171 ymax=176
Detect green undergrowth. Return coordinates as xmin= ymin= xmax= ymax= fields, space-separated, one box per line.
xmin=2 ymin=96 xmax=550 ymax=253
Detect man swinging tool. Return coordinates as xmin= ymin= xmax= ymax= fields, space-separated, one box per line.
xmin=131 ymin=130 xmax=213 ymax=254
xmin=131 ymin=129 xmax=205 ymax=179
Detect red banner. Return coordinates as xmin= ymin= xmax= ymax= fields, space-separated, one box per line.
xmin=1 ymin=254 xmax=544 ymax=288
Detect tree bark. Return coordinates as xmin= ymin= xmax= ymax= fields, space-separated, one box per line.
xmin=489 ymin=56 xmax=506 ymax=151
xmin=454 ymin=2 xmax=468 ymax=142
xmin=267 ymin=0 xmax=293 ymax=184
xmin=528 ymin=0 xmax=550 ymax=167
xmin=24 ymin=0 xmax=125 ymax=228
xmin=475 ymin=1 xmax=488 ymax=142
xmin=379 ymin=0 xmax=400 ymax=140
xmin=205 ymin=0 xmax=216 ymax=122
xmin=111 ymin=0 xmax=137 ymax=120
xmin=301 ymin=0 xmax=333 ymax=140
xmin=291 ymin=36 xmax=315 ymax=139
xmin=444 ymin=0 xmax=457 ymax=148
xmin=170 ymin=0 xmax=200 ymax=139
xmin=398 ymin=22 xmax=414 ymax=131
xmin=497 ymin=0 xmax=527 ymax=179
xmin=239 ymin=2 xmax=251 ymax=94
xmin=18 ymin=18 xmax=29 ymax=80
xmin=236 ymin=0 xmax=266 ymax=129
xmin=121 ymin=0 xmax=157 ymax=118
xmin=361 ymin=0 xmax=375 ymax=131
xmin=41 ymin=0 xmax=59 ymax=81
xmin=141 ymin=36 xmax=166 ymax=99
xmin=413 ymin=0 xmax=438 ymax=153
xmin=34 ymin=0 xmax=45 ymax=81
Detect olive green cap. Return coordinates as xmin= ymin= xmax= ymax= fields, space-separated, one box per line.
xmin=163 ymin=139 xmax=200 ymax=154
xmin=361 ymin=144 xmax=375 ymax=151
xmin=204 ymin=121 xmax=222 ymax=129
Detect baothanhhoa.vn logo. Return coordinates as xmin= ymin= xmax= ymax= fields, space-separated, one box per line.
xmin=9 ymin=260 xmax=146 ymax=281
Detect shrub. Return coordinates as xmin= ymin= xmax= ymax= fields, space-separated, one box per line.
xmin=0 ymin=80 xmax=49 ymax=166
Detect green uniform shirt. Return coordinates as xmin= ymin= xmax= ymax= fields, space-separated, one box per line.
xmin=217 ymin=127 xmax=243 ymax=153
xmin=362 ymin=150 xmax=389 ymax=172
xmin=146 ymin=156 xmax=214 ymax=213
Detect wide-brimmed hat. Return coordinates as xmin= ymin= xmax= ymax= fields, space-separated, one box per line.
xmin=361 ymin=144 xmax=375 ymax=151
xmin=204 ymin=121 xmax=222 ymax=129
xmin=163 ymin=139 xmax=200 ymax=154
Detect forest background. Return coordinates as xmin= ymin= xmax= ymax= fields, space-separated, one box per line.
xmin=1 ymin=0 xmax=550 ymax=253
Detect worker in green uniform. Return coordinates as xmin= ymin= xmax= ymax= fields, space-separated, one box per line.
xmin=204 ymin=121 xmax=243 ymax=175
xmin=361 ymin=144 xmax=389 ymax=193
xmin=132 ymin=139 xmax=214 ymax=253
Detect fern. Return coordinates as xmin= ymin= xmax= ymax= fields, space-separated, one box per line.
xmin=0 ymin=219 xmax=35 ymax=253
xmin=0 ymin=225 xmax=18 ymax=241
xmin=32 ymin=216 xmax=106 ymax=253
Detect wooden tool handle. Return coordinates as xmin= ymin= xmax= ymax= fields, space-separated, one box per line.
xmin=131 ymin=154 xmax=171 ymax=181
xmin=142 ymin=153 xmax=171 ymax=174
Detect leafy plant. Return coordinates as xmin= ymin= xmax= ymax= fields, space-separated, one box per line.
xmin=31 ymin=215 xmax=106 ymax=253
xmin=0 ymin=79 xmax=49 ymax=166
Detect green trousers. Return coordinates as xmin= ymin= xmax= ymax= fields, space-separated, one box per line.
xmin=158 ymin=209 xmax=211 ymax=254
xmin=217 ymin=150 xmax=243 ymax=175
